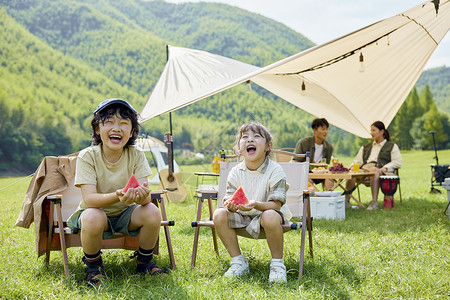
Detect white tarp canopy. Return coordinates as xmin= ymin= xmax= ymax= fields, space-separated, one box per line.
xmin=139 ymin=0 xmax=450 ymax=138
xmin=135 ymin=137 xmax=180 ymax=184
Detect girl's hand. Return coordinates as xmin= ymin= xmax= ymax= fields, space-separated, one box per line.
xmin=224 ymin=201 xmax=238 ymax=212
xmin=237 ymin=200 xmax=256 ymax=211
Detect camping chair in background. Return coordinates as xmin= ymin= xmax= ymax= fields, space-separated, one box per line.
xmin=429 ymin=130 xmax=450 ymax=193
xmin=18 ymin=155 xmax=176 ymax=279
xmin=272 ymin=148 xmax=295 ymax=162
xmin=190 ymin=152 xmax=313 ymax=279
xmin=430 ymin=164 xmax=450 ymax=193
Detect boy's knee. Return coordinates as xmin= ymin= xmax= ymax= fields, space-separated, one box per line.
xmin=213 ymin=208 xmax=228 ymax=225
xmin=138 ymin=204 xmax=161 ymax=225
xmin=81 ymin=208 xmax=107 ymax=231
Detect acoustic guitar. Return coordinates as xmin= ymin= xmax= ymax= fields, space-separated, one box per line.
xmin=158 ymin=133 xmax=187 ymax=203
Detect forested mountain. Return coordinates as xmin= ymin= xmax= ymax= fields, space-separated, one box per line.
xmin=0 ymin=0 xmax=448 ymax=173
xmin=416 ymin=66 xmax=450 ymax=114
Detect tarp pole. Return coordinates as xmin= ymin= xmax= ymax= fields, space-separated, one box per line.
xmin=167 ymin=45 xmax=175 ymax=172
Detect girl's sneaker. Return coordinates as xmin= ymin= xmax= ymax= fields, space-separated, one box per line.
xmin=269 ymin=259 xmax=287 ymax=282
xmin=224 ymin=256 xmax=249 ymax=277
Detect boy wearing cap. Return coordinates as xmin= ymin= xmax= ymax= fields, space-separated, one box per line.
xmin=67 ymin=98 xmax=168 ymax=286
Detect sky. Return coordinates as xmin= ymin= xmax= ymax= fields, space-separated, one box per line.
xmin=166 ymin=0 xmax=449 ymax=70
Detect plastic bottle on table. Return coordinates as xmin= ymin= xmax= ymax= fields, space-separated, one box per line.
xmin=212 ymin=154 xmax=220 ymax=174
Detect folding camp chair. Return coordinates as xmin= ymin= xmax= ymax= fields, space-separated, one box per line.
xmin=190 ymin=151 xmax=313 ymax=279
xmin=22 ymin=155 xmax=176 ymax=278
xmin=273 ymin=148 xmax=295 ymax=162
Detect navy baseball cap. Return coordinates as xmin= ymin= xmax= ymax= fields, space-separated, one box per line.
xmin=93 ymin=98 xmax=136 ymax=116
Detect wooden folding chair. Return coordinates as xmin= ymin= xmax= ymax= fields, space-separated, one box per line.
xmin=41 ymin=162 xmax=176 ymax=278
xmin=190 ymin=152 xmax=313 ymax=279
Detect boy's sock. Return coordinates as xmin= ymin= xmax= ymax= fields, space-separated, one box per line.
xmin=136 ymin=247 xmax=154 ymax=263
xmin=84 ymin=251 xmax=102 ymax=265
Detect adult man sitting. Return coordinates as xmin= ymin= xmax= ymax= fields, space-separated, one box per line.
xmin=292 ymin=118 xmax=334 ymax=190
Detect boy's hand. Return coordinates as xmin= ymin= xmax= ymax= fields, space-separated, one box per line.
xmin=133 ymin=182 xmax=151 ymax=205
xmin=117 ymin=183 xmax=151 ymax=205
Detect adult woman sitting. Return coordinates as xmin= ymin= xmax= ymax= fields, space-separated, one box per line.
xmin=345 ymin=121 xmax=402 ymax=210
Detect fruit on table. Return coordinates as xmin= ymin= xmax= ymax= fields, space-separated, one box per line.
xmin=329 ymin=163 xmax=349 ymax=172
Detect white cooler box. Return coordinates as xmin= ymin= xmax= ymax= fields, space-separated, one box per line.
xmin=287 ymin=194 xmax=345 ymax=220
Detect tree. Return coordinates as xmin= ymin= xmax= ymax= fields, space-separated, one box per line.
xmin=419 ymin=85 xmax=435 ymax=111
xmin=406 ymin=87 xmax=422 ymax=122
xmin=423 ymin=105 xmax=448 ymax=149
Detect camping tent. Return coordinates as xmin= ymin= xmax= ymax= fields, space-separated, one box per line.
xmin=135 ymin=137 xmax=180 ymax=184
xmin=139 ymin=0 xmax=449 ymax=138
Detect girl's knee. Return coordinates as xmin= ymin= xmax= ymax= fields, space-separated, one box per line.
xmin=213 ymin=208 xmax=228 ymax=224
xmin=261 ymin=210 xmax=282 ymax=228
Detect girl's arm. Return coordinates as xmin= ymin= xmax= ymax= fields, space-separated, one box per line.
xmin=238 ymin=199 xmax=282 ymax=212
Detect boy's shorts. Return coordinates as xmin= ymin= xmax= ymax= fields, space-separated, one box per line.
xmin=68 ymin=204 xmax=140 ymax=239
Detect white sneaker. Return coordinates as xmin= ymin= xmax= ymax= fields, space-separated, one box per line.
xmin=367 ymin=201 xmax=378 ymax=210
xmin=269 ymin=260 xmax=287 ymax=283
xmin=224 ymin=256 xmax=249 ymax=277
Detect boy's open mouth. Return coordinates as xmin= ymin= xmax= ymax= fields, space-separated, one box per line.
xmin=246 ymin=145 xmax=256 ymax=154
xmin=109 ymin=134 xmax=122 ymax=143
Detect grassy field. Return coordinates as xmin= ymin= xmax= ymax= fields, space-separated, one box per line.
xmin=0 ymin=150 xmax=449 ymax=299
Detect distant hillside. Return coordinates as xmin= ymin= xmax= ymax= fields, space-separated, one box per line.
xmin=0 ymin=7 xmax=142 ymax=148
xmin=416 ymin=66 xmax=450 ymax=114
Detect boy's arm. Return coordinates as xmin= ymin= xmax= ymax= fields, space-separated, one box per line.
xmin=80 ymin=184 xmax=123 ymax=208
xmin=80 ymin=178 xmax=151 ymax=208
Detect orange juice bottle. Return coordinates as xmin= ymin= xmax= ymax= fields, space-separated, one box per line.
xmin=212 ymin=154 xmax=220 ymax=174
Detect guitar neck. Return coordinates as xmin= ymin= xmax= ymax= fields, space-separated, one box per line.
xmin=165 ymin=133 xmax=174 ymax=175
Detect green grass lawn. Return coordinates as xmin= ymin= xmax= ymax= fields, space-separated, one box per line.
xmin=0 ymin=150 xmax=449 ymax=299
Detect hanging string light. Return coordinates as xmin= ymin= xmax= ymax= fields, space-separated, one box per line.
xmin=359 ymin=52 xmax=365 ymax=72
xmin=301 ymin=80 xmax=306 ymax=96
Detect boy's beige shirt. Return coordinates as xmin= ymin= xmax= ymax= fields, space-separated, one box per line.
xmin=75 ymin=145 xmax=151 ymax=216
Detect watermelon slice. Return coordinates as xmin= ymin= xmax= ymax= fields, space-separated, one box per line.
xmin=123 ymin=173 xmax=140 ymax=193
xmin=228 ymin=186 xmax=249 ymax=205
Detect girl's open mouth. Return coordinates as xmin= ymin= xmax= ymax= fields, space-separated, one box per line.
xmin=246 ymin=145 xmax=256 ymax=154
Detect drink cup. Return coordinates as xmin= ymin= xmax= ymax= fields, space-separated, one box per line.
xmin=353 ymin=163 xmax=360 ymax=172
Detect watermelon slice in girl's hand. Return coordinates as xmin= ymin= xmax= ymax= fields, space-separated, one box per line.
xmin=122 ymin=174 xmax=140 ymax=193
xmin=228 ymin=186 xmax=249 ymax=206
